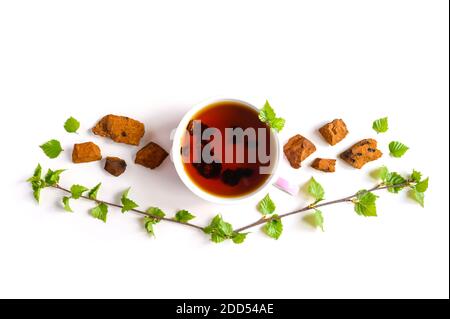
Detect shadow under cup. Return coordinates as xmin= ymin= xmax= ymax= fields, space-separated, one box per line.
xmin=174 ymin=99 xmax=279 ymax=202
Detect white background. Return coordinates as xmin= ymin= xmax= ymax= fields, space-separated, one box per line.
xmin=0 ymin=1 xmax=448 ymax=299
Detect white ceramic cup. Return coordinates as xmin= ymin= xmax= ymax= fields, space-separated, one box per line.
xmin=172 ymin=98 xmax=280 ymax=204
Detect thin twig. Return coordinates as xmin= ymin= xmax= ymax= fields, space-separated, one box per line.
xmin=51 ymin=182 xmax=410 ymax=235
xmin=233 ymin=182 xmax=409 ymax=233
xmin=52 ymin=185 xmax=205 ymax=231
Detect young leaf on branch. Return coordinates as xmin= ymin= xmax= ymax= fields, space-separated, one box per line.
xmin=44 ymin=169 xmax=65 ymax=186
xmin=354 ymin=190 xmax=378 ymax=217
xmin=146 ymin=207 xmax=165 ymax=222
xmin=408 ymin=171 xmax=429 ymax=207
xmin=410 ymin=170 xmax=422 ymax=183
xmin=410 ymin=190 xmax=425 ymax=207
xmin=414 ymin=177 xmax=429 ymax=193
xmin=256 ymin=193 xmax=284 ymax=239
xmin=70 ymin=184 xmax=88 ymax=199
xmin=386 ymin=172 xmax=407 ymax=193
xmin=91 ymin=203 xmax=108 ymax=223
xmin=62 ymin=196 xmax=73 ymax=212
xmin=27 ymin=164 xmax=44 ymax=202
xmin=28 ymin=165 xmax=66 ymax=203
xmin=263 ymin=215 xmax=283 ymax=240
xmin=143 ymin=207 xmax=166 ymax=237
xmin=231 ymin=232 xmax=248 ymax=244
xmin=313 ymin=210 xmax=324 ymax=232
xmin=303 ymin=209 xmax=325 ymax=232
xmin=376 ymin=166 xmax=389 ymax=181
xmin=203 ymin=215 xmax=245 ymax=244
xmin=257 ymin=194 xmax=276 ymax=215
xmin=258 ymin=100 xmax=285 ymax=132
xmin=174 ymin=210 xmax=196 ymax=223
xmin=307 ymin=177 xmax=325 ymax=203
xmin=144 ymin=217 xmax=156 ymax=236
xmin=121 ymin=188 xmax=138 ymax=213
xmin=88 ymin=183 xmax=102 ymax=200
xmin=377 ymin=166 xmax=407 ymax=193
xmin=27 ymin=163 xmax=42 ymax=183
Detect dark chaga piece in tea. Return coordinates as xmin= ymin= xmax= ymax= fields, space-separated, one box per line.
xmin=221 ymin=169 xmax=241 ymax=186
xmin=135 ymin=142 xmax=169 ymax=169
xmin=340 ymin=138 xmax=382 ymax=169
xmin=193 ymin=162 xmax=222 ymax=179
xmin=186 ymin=120 xmax=210 ymax=136
xmin=104 ymin=156 xmax=127 ymax=176
xmin=221 ymin=168 xmax=254 ymax=186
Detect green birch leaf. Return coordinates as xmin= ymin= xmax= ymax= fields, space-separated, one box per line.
xmin=146 ymin=207 xmax=166 ymax=223
xmin=257 ymin=194 xmax=276 ymax=215
xmin=354 ymin=190 xmax=378 ymax=217
xmin=410 ymin=189 xmax=425 ymax=207
xmin=88 ymin=183 xmax=102 ymax=200
xmin=313 ymin=210 xmax=325 ymax=232
xmin=389 ymin=141 xmax=409 ymax=158
xmin=410 ymin=170 xmax=422 ymax=183
xmin=90 ymin=203 xmax=108 ymax=222
xmin=372 ymin=117 xmax=388 ymax=133
xmin=44 ymin=169 xmax=65 ymax=186
xmin=64 ymin=117 xmax=80 ymax=133
xmin=40 ymin=139 xmax=63 ymax=159
xmin=174 ymin=210 xmax=195 ymax=223
xmin=62 ymin=196 xmax=73 ymax=212
xmin=415 ymin=177 xmax=429 ymax=193
xmin=308 ymin=177 xmax=325 ymax=202
xmin=70 ymin=184 xmax=88 ymax=199
xmin=232 ymin=232 xmax=248 ymax=244
xmin=386 ymin=172 xmax=407 ymax=193
xmin=263 ymin=215 xmax=283 ymax=240
xmin=121 ymin=188 xmax=138 ymax=213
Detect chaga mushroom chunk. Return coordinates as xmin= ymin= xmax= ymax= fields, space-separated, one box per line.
xmin=92 ymin=114 xmax=145 ymax=146
xmin=135 ymin=142 xmax=169 ymax=169
xmin=104 ymin=157 xmax=127 ymax=177
xmin=283 ymin=134 xmax=316 ymax=169
xmin=311 ymin=158 xmax=336 ymax=173
xmin=221 ymin=169 xmax=241 ymax=186
xmin=236 ymin=168 xmax=253 ymax=178
xmin=221 ymin=168 xmax=254 ymax=186
xmin=319 ymin=119 xmax=349 ymax=146
xmin=193 ymin=162 xmax=222 ymax=179
xmin=72 ymin=142 xmax=102 ymax=163
xmin=340 ymin=138 xmax=382 ymax=169
xmin=186 ymin=120 xmax=209 ymax=136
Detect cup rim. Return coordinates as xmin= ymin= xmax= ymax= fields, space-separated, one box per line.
xmin=172 ymin=98 xmax=280 ymax=205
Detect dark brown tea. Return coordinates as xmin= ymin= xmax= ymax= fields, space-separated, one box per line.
xmin=181 ymin=101 xmax=273 ymax=197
